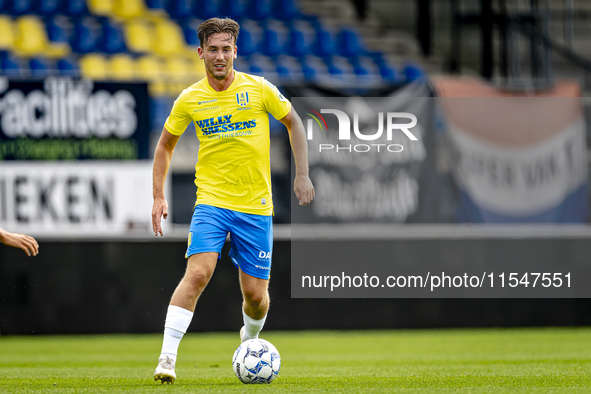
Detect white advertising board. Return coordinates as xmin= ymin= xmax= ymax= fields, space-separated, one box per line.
xmin=0 ymin=161 xmax=171 ymax=237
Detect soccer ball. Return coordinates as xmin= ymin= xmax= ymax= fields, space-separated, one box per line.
xmin=232 ymin=338 xmax=281 ymax=384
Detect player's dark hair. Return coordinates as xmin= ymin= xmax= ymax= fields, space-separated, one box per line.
xmin=198 ymin=18 xmax=240 ymax=48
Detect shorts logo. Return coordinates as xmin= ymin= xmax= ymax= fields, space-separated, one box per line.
xmin=236 ymin=92 xmax=249 ymax=107
xmin=258 ymin=251 xmax=271 ymax=260
xmin=187 ymin=232 xmax=193 ymax=247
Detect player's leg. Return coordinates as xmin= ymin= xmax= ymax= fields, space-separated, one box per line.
xmin=155 ymin=205 xmax=230 ymax=384
xmin=239 ymin=270 xmax=270 ymax=341
xmin=155 ymin=252 xmax=218 ymax=384
xmin=227 ymin=210 xmax=273 ymax=342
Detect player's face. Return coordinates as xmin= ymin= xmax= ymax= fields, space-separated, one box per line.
xmin=199 ymin=32 xmax=237 ymax=80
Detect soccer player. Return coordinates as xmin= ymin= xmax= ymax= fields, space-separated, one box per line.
xmin=151 ymin=18 xmax=314 ymax=384
xmin=0 ymin=227 xmax=39 ymax=256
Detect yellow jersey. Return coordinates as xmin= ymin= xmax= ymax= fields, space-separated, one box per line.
xmin=164 ymin=71 xmax=291 ymax=216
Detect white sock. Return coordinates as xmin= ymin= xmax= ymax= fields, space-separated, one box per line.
xmin=160 ymin=305 xmax=193 ymax=362
xmin=242 ymin=308 xmax=267 ymax=341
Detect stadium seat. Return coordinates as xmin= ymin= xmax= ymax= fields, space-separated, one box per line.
xmin=145 ymin=0 xmax=166 ymax=11
xmin=287 ymin=26 xmax=314 ymax=57
xmin=181 ymin=19 xmax=200 ymax=46
xmin=80 ymin=53 xmax=108 ymax=79
xmin=0 ymin=52 xmax=25 ymax=77
xmin=260 ymin=22 xmax=289 ymax=57
xmin=124 ymin=19 xmax=154 ymax=54
xmin=87 ymin=0 xmax=114 ymax=17
xmin=113 ymin=0 xmax=146 ymax=19
xmin=312 ymin=24 xmax=336 ymax=58
xmin=100 ymin=18 xmax=127 ymax=53
xmin=222 ymin=0 xmax=248 ymax=20
xmin=61 ymin=0 xmax=88 ymax=17
xmin=71 ymin=17 xmax=101 ymax=53
xmin=7 ymin=0 xmax=34 ymax=15
xmin=247 ymin=0 xmax=272 ymax=21
xmin=153 ymin=19 xmax=187 ymax=56
xmin=403 ymin=62 xmax=425 ymax=82
xmin=46 ymin=15 xmax=72 ymax=44
xmin=236 ymin=22 xmax=262 ymax=56
xmin=0 ymin=16 xmax=15 ymax=51
xmin=109 ymin=53 xmax=137 ymax=80
xmin=57 ymin=56 xmax=80 ymax=76
xmin=194 ymin=0 xmax=221 ymax=19
xmin=137 ymin=55 xmax=168 ymax=96
xmin=275 ymin=55 xmax=303 ymax=82
xmin=14 ymin=16 xmax=71 ymax=58
xmin=37 ymin=0 xmax=64 ymax=16
xmin=336 ymin=28 xmax=363 ymax=58
xmin=272 ymin=0 xmax=301 ymax=21
xmin=166 ymin=0 xmax=193 ymax=20
xmin=29 ymin=57 xmax=54 ymax=78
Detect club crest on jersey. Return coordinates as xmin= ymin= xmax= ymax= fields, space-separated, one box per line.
xmin=236 ymin=92 xmax=249 ymax=106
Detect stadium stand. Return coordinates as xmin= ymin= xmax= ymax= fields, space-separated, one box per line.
xmin=0 ymin=0 xmax=423 ymax=128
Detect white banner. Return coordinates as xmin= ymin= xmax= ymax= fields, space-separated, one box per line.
xmin=0 ymin=161 xmax=170 ymax=236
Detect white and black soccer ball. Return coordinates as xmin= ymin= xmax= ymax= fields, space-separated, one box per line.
xmin=232 ymin=338 xmax=281 ymax=384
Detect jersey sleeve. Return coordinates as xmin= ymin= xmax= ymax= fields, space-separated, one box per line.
xmin=262 ymin=79 xmax=291 ymax=120
xmin=164 ymin=91 xmax=192 ymax=136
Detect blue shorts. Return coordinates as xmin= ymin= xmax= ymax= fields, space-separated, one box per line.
xmin=185 ymin=204 xmax=273 ymax=280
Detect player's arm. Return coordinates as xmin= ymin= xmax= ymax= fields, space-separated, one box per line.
xmin=279 ymin=108 xmax=315 ymax=206
xmin=152 ymin=127 xmax=181 ymax=236
xmin=0 ymin=227 xmax=39 ymax=256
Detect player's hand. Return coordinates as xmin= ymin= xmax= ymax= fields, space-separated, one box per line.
xmin=294 ymin=174 xmax=315 ymax=206
xmin=1 ymin=231 xmax=39 ymax=256
xmin=152 ymin=198 xmax=169 ymax=236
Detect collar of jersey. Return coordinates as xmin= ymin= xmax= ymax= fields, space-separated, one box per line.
xmin=203 ymin=70 xmax=242 ymax=94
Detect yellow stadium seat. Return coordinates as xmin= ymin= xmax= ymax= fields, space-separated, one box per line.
xmin=80 ymin=53 xmax=109 ymax=80
xmin=153 ymin=19 xmax=186 ymax=56
xmin=113 ymin=0 xmax=146 ymax=18
xmin=87 ymin=0 xmax=114 ymax=16
xmin=137 ymin=56 xmax=167 ymax=96
xmin=14 ymin=16 xmax=70 ymax=58
xmin=0 ymin=16 xmax=15 ymax=51
xmin=184 ymin=55 xmax=206 ymax=80
xmin=109 ymin=54 xmax=136 ymax=80
xmin=137 ymin=55 xmax=163 ymax=80
xmin=124 ymin=19 xmax=154 ymax=53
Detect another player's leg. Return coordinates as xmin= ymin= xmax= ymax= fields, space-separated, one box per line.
xmin=239 ymin=270 xmax=270 ymax=342
xmin=154 ymin=252 xmax=218 ymax=384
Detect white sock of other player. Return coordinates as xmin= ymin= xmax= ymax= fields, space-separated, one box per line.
xmin=160 ymin=305 xmax=193 ymax=362
xmin=242 ymin=308 xmax=267 ymax=341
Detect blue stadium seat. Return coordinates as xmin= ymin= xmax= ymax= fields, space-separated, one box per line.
xmin=336 ymin=28 xmax=362 ymax=58
xmin=145 ymin=0 xmax=166 ymax=11
xmin=1 ymin=53 xmax=26 ymax=77
xmin=70 ymin=17 xmax=101 ymax=53
xmin=223 ymin=0 xmax=248 ymax=20
xmin=246 ymin=0 xmax=272 ymax=21
xmin=300 ymin=54 xmax=327 ymax=82
xmin=272 ymin=0 xmax=301 ymax=21
xmin=194 ymin=0 xmax=221 ymax=19
xmin=312 ymin=24 xmax=336 ymax=58
xmin=37 ymin=0 xmax=64 ymax=15
xmin=403 ymin=62 xmax=426 ymax=82
xmin=275 ymin=56 xmax=302 ymax=82
xmin=46 ymin=15 xmax=72 ymax=43
xmin=7 ymin=0 xmax=34 ymax=15
xmin=167 ymin=0 xmax=194 ymax=20
xmin=100 ymin=18 xmax=127 ymax=54
xmin=62 ymin=0 xmax=88 ymax=17
xmin=30 ymin=57 xmax=54 ymax=78
xmin=286 ymin=26 xmax=313 ymax=57
xmin=57 ymin=56 xmax=79 ymax=76
xmin=236 ymin=23 xmax=261 ymax=56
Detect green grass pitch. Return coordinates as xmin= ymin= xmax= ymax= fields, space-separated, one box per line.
xmin=0 ymin=328 xmax=590 ymax=393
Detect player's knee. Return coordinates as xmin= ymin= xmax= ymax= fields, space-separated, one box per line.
xmin=185 ymin=267 xmax=213 ymax=289
xmin=243 ymin=288 xmax=267 ymax=307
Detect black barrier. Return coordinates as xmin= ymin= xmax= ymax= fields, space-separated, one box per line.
xmin=0 ymin=77 xmax=150 ymax=160
xmin=1 ymin=239 xmax=591 ymax=335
